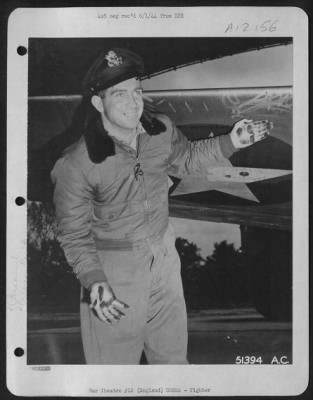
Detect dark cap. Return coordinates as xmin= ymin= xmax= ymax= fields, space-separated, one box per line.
xmin=82 ymin=48 xmax=144 ymax=96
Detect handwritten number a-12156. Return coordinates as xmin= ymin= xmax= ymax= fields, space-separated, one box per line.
xmin=224 ymin=20 xmax=278 ymax=34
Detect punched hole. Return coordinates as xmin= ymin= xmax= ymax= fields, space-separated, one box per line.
xmin=17 ymin=46 xmax=27 ymax=56
xmin=239 ymin=171 xmax=249 ymax=177
xmin=14 ymin=347 xmax=24 ymax=357
xmin=15 ymin=197 xmax=25 ymax=206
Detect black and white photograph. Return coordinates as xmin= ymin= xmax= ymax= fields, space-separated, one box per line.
xmin=6 ymin=7 xmax=309 ymax=396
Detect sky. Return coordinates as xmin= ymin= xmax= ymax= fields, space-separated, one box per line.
xmin=144 ymin=44 xmax=292 ymax=256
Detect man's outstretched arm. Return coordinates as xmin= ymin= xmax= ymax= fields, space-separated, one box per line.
xmin=165 ymin=116 xmax=271 ymax=177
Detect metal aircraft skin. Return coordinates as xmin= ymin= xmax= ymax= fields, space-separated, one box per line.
xmin=144 ymin=87 xmax=292 ymax=203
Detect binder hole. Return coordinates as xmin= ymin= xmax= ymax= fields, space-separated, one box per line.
xmin=14 ymin=347 xmax=24 ymax=357
xmin=17 ymin=46 xmax=27 ymax=56
xmin=15 ymin=197 xmax=25 ymax=206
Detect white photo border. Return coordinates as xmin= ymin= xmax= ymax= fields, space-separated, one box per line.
xmin=6 ymin=6 xmax=309 ymax=396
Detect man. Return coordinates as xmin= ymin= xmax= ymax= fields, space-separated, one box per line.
xmin=51 ymin=48 xmax=270 ymax=364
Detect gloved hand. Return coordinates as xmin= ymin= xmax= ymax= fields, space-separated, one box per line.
xmin=230 ymin=118 xmax=272 ymax=149
xmin=89 ymin=281 xmax=130 ymax=324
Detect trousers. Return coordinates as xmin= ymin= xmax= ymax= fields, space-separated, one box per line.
xmin=80 ymin=224 xmax=188 ymax=364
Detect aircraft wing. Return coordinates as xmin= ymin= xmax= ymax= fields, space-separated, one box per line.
xmin=145 ymin=87 xmax=292 ymax=225
xmin=171 ymin=166 xmax=292 ymax=203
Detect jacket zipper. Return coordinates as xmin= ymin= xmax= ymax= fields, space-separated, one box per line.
xmin=116 ymin=134 xmax=150 ymax=228
xmin=117 ymin=135 xmax=149 ymax=211
xmin=134 ymin=134 xmax=143 ymax=181
xmin=134 ymin=135 xmax=149 ymax=212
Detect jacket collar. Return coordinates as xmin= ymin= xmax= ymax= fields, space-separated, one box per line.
xmin=84 ymin=112 xmax=166 ymax=164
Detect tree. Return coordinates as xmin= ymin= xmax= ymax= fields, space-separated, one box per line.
xmin=175 ymin=237 xmax=205 ymax=310
xmin=209 ymin=240 xmax=251 ymax=307
xmin=27 ymin=201 xmax=80 ymax=312
xmin=176 ymin=237 xmax=251 ymax=310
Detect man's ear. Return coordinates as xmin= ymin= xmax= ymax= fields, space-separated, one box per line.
xmin=91 ymin=95 xmax=104 ymax=113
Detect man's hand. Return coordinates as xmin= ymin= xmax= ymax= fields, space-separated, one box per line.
xmin=230 ymin=119 xmax=273 ymax=149
xmin=89 ymin=281 xmax=130 ymax=324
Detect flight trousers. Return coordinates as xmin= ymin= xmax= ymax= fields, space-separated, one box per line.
xmin=80 ymin=224 xmax=188 ymax=364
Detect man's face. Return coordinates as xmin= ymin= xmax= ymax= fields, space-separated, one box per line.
xmin=100 ymin=78 xmax=144 ymax=132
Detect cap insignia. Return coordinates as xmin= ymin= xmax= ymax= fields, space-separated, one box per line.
xmin=104 ymin=50 xmax=123 ymax=67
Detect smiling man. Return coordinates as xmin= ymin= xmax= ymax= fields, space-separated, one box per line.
xmin=91 ymin=78 xmax=144 ymax=141
xmin=51 ymin=48 xmax=270 ymax=364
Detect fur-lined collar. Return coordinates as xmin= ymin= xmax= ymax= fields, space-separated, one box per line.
xmin=84 ymin=112 xmax=166 ymax=164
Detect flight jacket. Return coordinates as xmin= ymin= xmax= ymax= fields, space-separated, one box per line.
xmin=51 ymin=114 xmax=237 ymax=289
